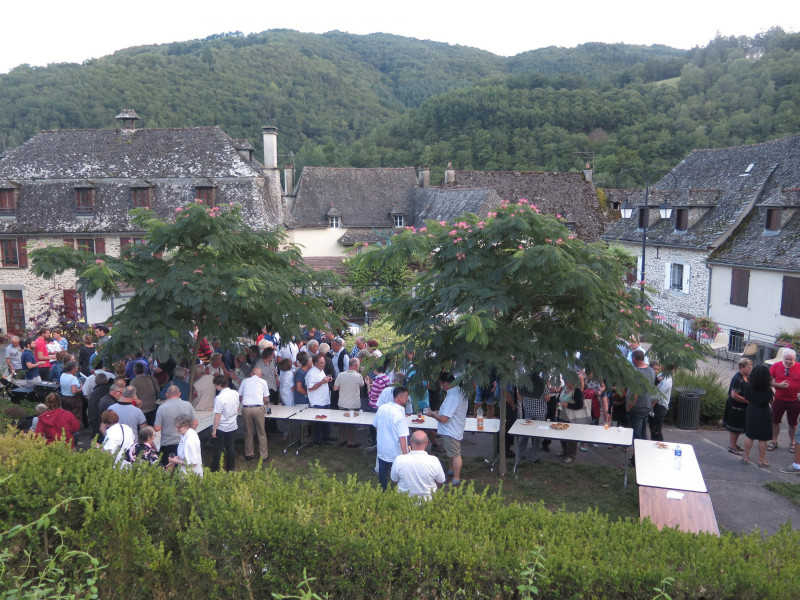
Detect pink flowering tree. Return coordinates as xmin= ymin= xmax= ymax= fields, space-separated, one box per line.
xmin=29 ymin=201 xmax=337 ymax=376
xmin=351 ymin=199 xmax=705 ymax=473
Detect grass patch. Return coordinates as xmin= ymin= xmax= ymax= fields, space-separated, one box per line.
xmin=765 ymin=481 xmax=800 ymax=507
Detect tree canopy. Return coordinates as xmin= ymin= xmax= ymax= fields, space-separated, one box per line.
xmin=29 ymin=202 xmax=338 ymax=366
xmin=350 ymin=200 xmax=705 ymax=396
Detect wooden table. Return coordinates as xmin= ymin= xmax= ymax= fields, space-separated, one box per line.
xmin=639 ymin=486 xmax=720 ymax=535
xmin=509 ymin=420 xmax=634 ymax=486
xmin=633 ymin=440 xmax=707 ymax=493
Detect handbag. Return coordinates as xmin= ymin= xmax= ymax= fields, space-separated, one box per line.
xmin=560 ymin=390 xmax=592 ymax=424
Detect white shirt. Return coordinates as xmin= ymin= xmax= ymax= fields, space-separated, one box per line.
xmin=177 ymin=428 xmax=204 ymax=476
xmin=438 ymin=386 xmax=469 ymax=441
xmin=656 ymin=375 xmax=673 ymax=409
xmin=391 ymin=450 xmax=446 ymax=499
xmin=374 ymin=401 xmax=409 ymax=463
xmin=306 ymin=366 xmax=330 ymax=407
xmin=213 ymin=388 xmax=240 ymax=432
xmin=102 ymin=423 xmax=135 ymax=464
xmin=376 ymin=386 xmax=396 ymax=408
xmin=5 ymin=344 xmax=23 ymax=370
xmin=331 ymin=348 xmax=349 ymax=377
xmin=279 ymin=370 xmax=295 ymax=405
xmin=239 ymin=375 xmax=269 ymax=406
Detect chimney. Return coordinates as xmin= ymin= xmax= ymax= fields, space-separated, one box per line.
xmin=115 ymin=109 xmax=140 ymax=131
xmin=583 ymin=162 xmax=593 ymax=183
xmin=418 ymin=166 xmax=430 ymax=188
xmin=443 ymin=162 xmax=455 ymax=185
xmin=283 ymin=164 xmax=294 ymax=196
xmin=262 ymin=126 xmax=278 ymax=169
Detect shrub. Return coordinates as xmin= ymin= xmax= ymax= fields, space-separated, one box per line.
xmin=1 ymin=434 xmax=800 ymax=599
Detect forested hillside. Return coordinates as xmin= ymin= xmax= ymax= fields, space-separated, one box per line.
xmin=1 ymin=27 xmax=798 ymax=185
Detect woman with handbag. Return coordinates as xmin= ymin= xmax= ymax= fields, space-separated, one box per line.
xmin=558 ymin=380 xmax=587 ymax=465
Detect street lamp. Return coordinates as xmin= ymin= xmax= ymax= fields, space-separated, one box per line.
xmin=617 ymin=169 xmax=677 ymax=292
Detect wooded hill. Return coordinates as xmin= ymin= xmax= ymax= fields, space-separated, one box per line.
xmin=0 ymin=27 xmax=798 ymax=186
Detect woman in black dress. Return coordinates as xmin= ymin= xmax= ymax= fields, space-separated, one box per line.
xmin=743 ymin=365 xmax=774 ymax=468
xmin=723 ymin=358 xmax=752 ymax=454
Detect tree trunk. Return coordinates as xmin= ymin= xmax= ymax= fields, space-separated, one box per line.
xmin=498 ymin=377 xmax=507 ymax=477
xmin=187 ymin=327 xmax=202 ymax=403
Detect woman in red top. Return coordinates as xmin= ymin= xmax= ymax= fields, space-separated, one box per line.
xmin=35 ymin=392 xmax=81 ymax=448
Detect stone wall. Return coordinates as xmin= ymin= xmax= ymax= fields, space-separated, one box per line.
xmin=0 ymin=235 xmax=123 ymax=337
xmin=619 ymin=241 xmax=709 ymax=318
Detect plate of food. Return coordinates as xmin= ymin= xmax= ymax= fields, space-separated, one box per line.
xmin=523 ymin=420 xmax=534 ymax=425
xmin=314 ymin=414 xmax=327 ymax=420
xmin=353 ymin=411 xmax=360 ymax=417
xmin=550 ymin=422 xmax=569 ymax=430
xmin=654 ymin=442 xmax=669 ymax=449
xmin=411 ymin=418 xmax=425 ymax=424
xmin=342 ymin=412 xmax=351 ymax=417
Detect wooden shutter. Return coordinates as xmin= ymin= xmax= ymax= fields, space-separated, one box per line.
xmin=16 ymin=237 xmax=27 ymax=268
xmin=120 ymin=237 xmax=132 ymax=250
xmin=730 ymin=269 xmax=750 ymax=307
xmin=63 ymin=289 xmax=80 ymax=320
xmin=781 ymin=276 xmax=800 ymax=318
xmin=94 ymin=237 xmax=105 ymax=254
xmin=682 ymin=264 xmax=691 ymax=294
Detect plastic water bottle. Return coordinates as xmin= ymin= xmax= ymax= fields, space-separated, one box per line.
xmin=477 ymin=407 xmax=484 ymax=431
xmin=673 ymin=444 xmax=682 ymax=470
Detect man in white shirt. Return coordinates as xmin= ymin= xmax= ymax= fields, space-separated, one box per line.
xmin=154 ymin=385 xmax=198 ymax=466
xmin=424 ymin=372 xmax=468 ymax=487
xmin=211 ymin=374 xmax=240 ymax=472
xmin=391 ymin=430 xmax=446 ymax=499
xmin=373 ymin=386 xmax=410 ymax=490
xmin=238 ymin=367 xmax=270 ymax=461
xmin=306 ymin=353 xmax=333 ymax=444
xmin=81 ymin=362 xmax=114 ymax=397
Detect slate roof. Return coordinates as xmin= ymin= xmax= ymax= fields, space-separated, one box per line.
xmin=414 ymin=188 xmax=502 ymax=223
xmin=290 ymin=167 xmax=418 ymax=228
xmin=706 ymin=136 xmax=800 ymax=271
xmin=602 ymin=135 xmax=800 ymax=252
xmin=443 ymin=170 xmax=604 ymax=241
xmin=0 ymin=126 xmax=282 ymax=234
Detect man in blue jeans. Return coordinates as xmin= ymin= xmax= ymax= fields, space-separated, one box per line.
xmin=627 ymin=349 xmax=655 ymax=463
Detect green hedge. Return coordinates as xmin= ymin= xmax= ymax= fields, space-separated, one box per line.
xmin=1 ymin=433 xmax=798 ymax=599
xmin=667 ymin=369 xmax=728 ymax=426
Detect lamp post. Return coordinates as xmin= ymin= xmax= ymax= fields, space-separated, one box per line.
xmin=617 ymin=169 xmax=677 ymax=293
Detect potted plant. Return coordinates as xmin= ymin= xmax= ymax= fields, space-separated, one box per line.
xmin=775 ymin=328 xmax=800 ymax=350
xmin=691 ymin=316 xmax=720 ymax=342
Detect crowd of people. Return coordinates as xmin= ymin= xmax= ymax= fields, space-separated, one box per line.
xmin=9 ymin=322 xmax=799 ymax=494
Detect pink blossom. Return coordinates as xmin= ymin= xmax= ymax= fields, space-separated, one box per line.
xmin=568 ymin=234 xmax=576 ymax=240
xmin=95 ymin=259 xmax=104 ymax=265
xmin=545 ymin=239 xmax=552 ymax=243
xmin=518 ymin=245 xmax=524 ymax=249
xmin=685 ymin=343 xmax=693 ymax=348
xmin=182 ymin=281 xmax=189 ymax=285
xmin=439 ymin=221 xmax=446 ymax=226
xmin=175 ymin=207 xmax=183 ymax=212
xmin=449 ymin=230 xmax=458 ymax=236
xmin=644 ymin=305 xmax=652 ymax=311
xmin=556 ymin=238 xmax=563 ymax=244
xmin=146 ymin=279 xmax=155 ymax=283
xmin=556 ymin=214 xmax=563 ymax=218
xmin=488 ymin=212 xmax=497 ymax=218
xmin=518 ymin=198 xmax=529 ymax=204
xmin=419 ymin=227 xmax=427 ymax=233
xmin=194 ymin=269 xmax=203 ymax=274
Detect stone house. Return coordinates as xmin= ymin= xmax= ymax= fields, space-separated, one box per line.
xmin=0 ymin=111 xmax=283 ymax=335
xmin=602 ymin=134 xmax=800 ymax=343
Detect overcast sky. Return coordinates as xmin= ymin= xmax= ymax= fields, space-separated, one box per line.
xmin=1 ymin=0 xmax=795 ymax=74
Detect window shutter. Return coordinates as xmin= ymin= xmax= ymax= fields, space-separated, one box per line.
xmin=120 ymin=237 xmax=132 ymax=251
xmin=664 ymin=263 xmax=671 ymax=290
xmin=63 ymin=238 xmax=74 ymax=248
xmin=63 ymin=289 xmax=79 ymax=320
xmin=94 ymin=237 xmax=105 ymax=254
xmin=17 ymin=238 xmax=27 ymax=268
xmin=782 ymin=276 xmax=800 ymax=318
xmin=682 ymin=264 xmax=691 ymax=294
xmin=636 ymin=257 xmax=642 ymax=282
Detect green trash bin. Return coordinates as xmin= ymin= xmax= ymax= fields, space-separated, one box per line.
xmin=675 ymin=386 xmax=705 ymax=430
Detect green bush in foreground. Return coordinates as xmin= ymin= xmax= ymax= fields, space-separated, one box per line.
xmin=1 ymin=433 xmax=798 ymax=599
xmin=668 ymin=369 xmax=727 ymax=426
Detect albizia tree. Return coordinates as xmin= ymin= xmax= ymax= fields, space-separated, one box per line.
xmin=350 ymin=198 xmax=705 ymax=473
xmin=29 ymin=201 xmax=338 ymax=376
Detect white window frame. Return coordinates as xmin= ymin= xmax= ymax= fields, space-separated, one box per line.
xmin=328 ymin=216 xmax=341 ymax=229
xmin=664 ymin=262 xmax=691 ymax=294
xmin=393 ymin=214 xmax=405 ymax=227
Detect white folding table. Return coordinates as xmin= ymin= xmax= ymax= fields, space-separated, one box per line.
xmin=633 ymin=439 xmax=707 ymax=493
xmin=509 ymin=420 xmax=634 ymax=486
xmin=289 ymin=408 xmax=375 ymax=454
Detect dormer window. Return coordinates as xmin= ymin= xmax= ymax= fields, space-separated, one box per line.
xmin=0 ymin=188 xmax=17 ymax=216
xmin=75 ymin=188 xmax=95 ymax=215
xmin=393 ymin=214 xmax=405 ymax=227
xmin=674 ymin=208 xmax=688 ymax=232
xmin=329 ymin=216 xmax=341 ymax=229
xmin=637 ymin=208 xmax=647 ymax=230
xmin=565 ymin=222 xmax=576 ymax=233
xmin=195 ymin=186 xmax=215 ymax=206
xmin=766 ymin=208 xmax=781 ymax=232
xmin=131 ymin=187 xmax=152 ymax=209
